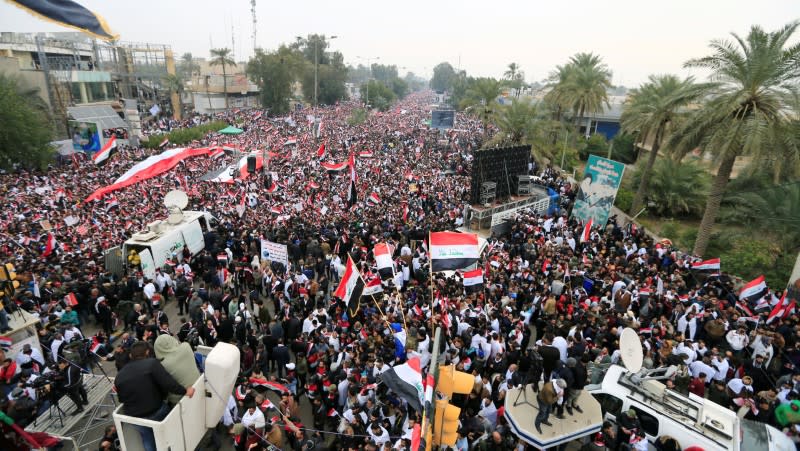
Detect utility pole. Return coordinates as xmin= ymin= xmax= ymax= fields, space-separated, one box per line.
xmin=357 ymin=55 xmax=379 ymax=109
xmin=314 ymin=34 xmax=338 ymax=110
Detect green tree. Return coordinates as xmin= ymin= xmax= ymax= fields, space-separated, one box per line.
xmin=161 ymin=73 xmax=184 ymax=119
xmin=630 ymin=158 xmax=710 ymax=217
xmin=359 ymin=80 xmax=396 ymax=111
xmin=493 ymin=100 xmax=536 ymax=144
xmin=0 ymin=73 xmax=53 ymax=169
xmin=209 ymin=48 xmax=236 ymax=110
xmin=460 ymin=77 xmax=502 ymax=132
xmin=564 ymin=52 xmax=612 ymax=134
xmin=179 ymin=53 xmax=200 ymax=79
xmin=621 ymin=74 xmax=705 ymax=214
xmin=666 ymin=22 xmax=800 ymax=256
xmin=503 ymin=62 xmax=524 ymax=98
xmin=431 ymin=62 xmax=457 ymax=92
xmin=544 ymin=64 xmax=576 ymax=123
xmin=389 ymin=77 xmax=409 ymax=99
xmin=721 ymin=183 xmax=800 ymax=249
xmin=247 ymin=46 xmax=303 ymax=115
xmin=300 ymin=50 xmax=348 ymax=105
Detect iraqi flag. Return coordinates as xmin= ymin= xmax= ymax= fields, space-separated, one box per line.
xmin=210 ymin=153 xmax=263 ymax=184
xmin=402 ymin=202 xmax=409 ymax=223
xmin=374 ymin=243 xmax=395 ymax=279
xmin=8 ymin=0 xmax=119 ymax=41
xmin=691 ymin=258 xmax=721 ymax=272
xmin=581 ymin=218 xmax=593 ymax=243
xmin=321 ymin=160 xmax=349 ymax=172
xmin=316 ymin=143 xmax=326 ymax=159
xmin=64 ymin=292 xmax=78 ymax=307
xmin=367 ymin=192 xmax=381 ymax=205
xmin=430 ymin=231 xmax=479 ymax=272
xmin=307 ymin=181 xmax=320 ymax=190
xmin=739 ymin=275 xmax=768 ymax=303
xmin=42 ymin=233 xmax=57 ymax=257
xmin=105 ymin=195 xmax=119 ymax=212
xmin=347 ymin=153 xmax=357 ymax=207
xmin=284 ymin=137 xmax=297 ymax=146
xmin=767 ymin=291 xmax=788 ymax=324
xmin=362 ymin=277 xmax=384 ymax=297
xmin=266 ymin=182 xmax=279 ymax=194
xmin=159 ymin=136 xmax=169 ymax=148
xmin=92 ymin=135 xmax=117 ymax=166
xmin=462 ymin=268 xmax=484 ymax=293
xmin=209 ymin=147 xmax=225 ymax=159
xmin=380 ymin=356 xmax=424 ymax=413
xmin=85 ymin=146 xmax=213 ymax=202
xmin=249 ymin=378 xmax=291 ymax=395
xmin=334 ymin=256 xmax=365 ymax=315
xmin=358 ymin=150 xmax=374 ymax=158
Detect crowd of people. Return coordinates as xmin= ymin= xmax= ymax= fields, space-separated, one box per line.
xmin=0 ymin=90 xmax=799 ymax=451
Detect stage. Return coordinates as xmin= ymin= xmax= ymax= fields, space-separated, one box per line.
xmin=466 ymin=186 xmax=551 ymax=231
xmin=504 ymin=384 xmax=603 ymax=450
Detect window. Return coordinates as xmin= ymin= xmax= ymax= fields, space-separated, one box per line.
xmin=631 ymin=406 xmax=660 ymax=437
xmin=592 ymin=393 xmax=623 ymax=418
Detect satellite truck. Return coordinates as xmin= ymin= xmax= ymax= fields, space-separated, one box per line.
xmin=587 ymin=328 xmax=795 ymax=451
xmin=104 ymin=190 xmax=216 ymax=280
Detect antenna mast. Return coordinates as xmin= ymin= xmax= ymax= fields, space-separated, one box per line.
xmin=251 ymin=0 xmax=257 ymax=53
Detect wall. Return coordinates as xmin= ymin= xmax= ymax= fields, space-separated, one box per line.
xmin=0 ymin=55 xmax=51 ymax=108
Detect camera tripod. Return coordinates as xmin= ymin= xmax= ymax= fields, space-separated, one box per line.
xmin=512 ymin=371 xmax=538 ymax=409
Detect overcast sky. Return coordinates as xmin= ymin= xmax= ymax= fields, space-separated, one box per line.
xmin=2 ymin=0 xmax=799 ymax=87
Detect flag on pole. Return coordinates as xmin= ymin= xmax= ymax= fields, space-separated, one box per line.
xmin=739 ymin=275 xmax=768 ymax=303
xmin=8 ymin=0 xmax=119 ymax=41
xmin=430 ymin=232 xmax=479 ymax=272
xmin=374 ymin=243 xmax=395 ymax=279
xmin=347 ymin=153 xmax=357 ymax=207
xmin=581 ymin=218 xmax=593 ymax=243
xmin=362 ymin=277 xmax=383 ymax=296
xmin=105 ymin=195 xmax=119 ymax=212
xmin=316 ymin=143 xmax=326 ymax=159
xmin=43 ymin=233 xmax=57 ymax=257
xmin=462 ymin=268 xmax=484 ymax=293
xmin=380 ymin=357 xmax=424 ymax=413
xmin=334 ymin=256 xmax=365 ymax=315
xmin=691 ymin=258 xmax=721 ymax=271
xmin=321 ymin=160 xmax=349 ymax=172
xmin=767 ymin=291 xmax=788 ymax=324
xmin=159 ymin=137 xmax=169 ymax=148
xmin=358 ymin=150 xmax=374 ymax=158
xmin=402 ymin=202 xmax=409 ymax=223
xmin=92 ymin=135 xmax=117 ymax=166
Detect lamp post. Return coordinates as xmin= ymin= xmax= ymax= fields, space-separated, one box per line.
xmin=357 ymin=55 xmax=379 ymax=108
xmin=313 ymin=34 xmax=337 ymax=110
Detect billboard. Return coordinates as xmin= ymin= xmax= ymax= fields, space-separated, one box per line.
xmin=260 ymin=239 xmax=289 ymax=268
xmin=431 ymin=110 xmax=455 ymax=129
xmin=571 ymin=154 xmax=625 ymax=226
xmin=69 ymin=120 xmax=101 ymax=152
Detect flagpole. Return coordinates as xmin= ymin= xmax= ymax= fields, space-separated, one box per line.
xmin=428 ymin=231 xmax=435 ymax=334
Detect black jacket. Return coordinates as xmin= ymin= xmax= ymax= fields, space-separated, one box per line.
xmin=116 ymin=357 xmax=186 ymax=417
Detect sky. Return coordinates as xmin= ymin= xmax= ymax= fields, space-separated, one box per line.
xmin=2 ymin=0 xmax=799 ymax=87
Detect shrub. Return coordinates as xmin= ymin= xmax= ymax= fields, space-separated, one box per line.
xmin=142 ymin=120 xmax=229 ymax=149
xmin=614 ymin=187 xmax=633 ymax=212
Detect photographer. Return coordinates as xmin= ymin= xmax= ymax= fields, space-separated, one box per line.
xmin=57 ymin=358 xmax=88 ymax=414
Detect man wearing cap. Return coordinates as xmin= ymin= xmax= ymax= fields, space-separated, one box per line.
xmin=534 ymin=378 xmax=565 ymax=434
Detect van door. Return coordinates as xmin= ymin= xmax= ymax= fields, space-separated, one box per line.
xmin=182 ymin=220 xmax=205 ymax=255
xmin=139 ymin=249 xmax=156 ymax=280
xmin=149 ymin=229 xmax=186 ymax=269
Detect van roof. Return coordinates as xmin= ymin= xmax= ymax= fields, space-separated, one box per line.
xmin=125 ymin=211 xmax=212 ymax=246
xmin=601 ymin=365 xmax=737 ymax=450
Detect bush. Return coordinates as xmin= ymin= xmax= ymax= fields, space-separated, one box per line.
xmin=630 ymin=158 xmax=710 ymax=217
xmin=659 ymin=220 xmax=679 ymax=242
xmin=610 ymin=132 xmax=638 ymax=164
xmin=578 ymin=133 xmax=608 ymax=161
xmin=142 ymin=120 xmax=229 ymax=149
xmin=614 ymin=187 xmax=633 ymax=212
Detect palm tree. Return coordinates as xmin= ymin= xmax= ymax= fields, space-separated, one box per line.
xmin=209 ymin=48 xmax=236 ymax=110
xmin=460 ymin=77 xmax=502 ymax=134
xmin=544 ymin=64 xmax=576 ymax=123
xmin=494 ymin=100 xmax=536 ymax=144
xmin=666 ymin=22 xmax=800 ymax=256
xmin=620 ymin=74 xmax=705 ymax=214
xmin=161 ymin=74 xmax=184 ymax=120
xmin=179 ymin=53 xmax=200 ymax=79
xmin=630 ymin=158 xmax=710 ymax=217
xmin=721 ymin=183 xmax=800 ymax=249
xmin=504 ymin=62 xmax=519 ymax=81
xmin=564 ymin=52 xmax=612 ymax=135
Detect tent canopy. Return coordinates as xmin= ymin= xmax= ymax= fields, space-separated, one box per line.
xmin=218 ymin=126 xmax=244 ymax=135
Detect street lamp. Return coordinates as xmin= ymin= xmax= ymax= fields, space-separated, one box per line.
xmin=313 ymin=34 xmax=337 ymax=110
xmin=357 ymin=55 xmax=380 ymax=108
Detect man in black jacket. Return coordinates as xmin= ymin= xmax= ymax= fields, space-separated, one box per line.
xmin=273 ymin=338 xmax=291 ymax=378
xmin=115 ymin=341 xmax=195 ymax=451
xmin=57 ymin=359 xmax=88 ymax=415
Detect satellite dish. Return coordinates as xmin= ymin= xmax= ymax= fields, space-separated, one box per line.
xmin=619 ymin=328 xmax=643 ymax=373
xmin=164 ymin=190 xmax=188 ymax=224
xmin=164 ymin=190 xmax=189 ymax=210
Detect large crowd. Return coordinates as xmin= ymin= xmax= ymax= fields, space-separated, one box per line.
xmin=0 ymin=91 xmax=799 ymax=451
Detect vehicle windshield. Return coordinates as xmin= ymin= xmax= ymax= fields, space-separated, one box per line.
xmin=740 ymin=419 xmax=769 ymax=451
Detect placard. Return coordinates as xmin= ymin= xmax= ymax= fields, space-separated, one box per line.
xmin=260 ymin=239 xmax=288 ymax=268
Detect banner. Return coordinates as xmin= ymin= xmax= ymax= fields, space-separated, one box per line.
xmin=571 ymin=154 xmax=625 ymax=227
xmin=260 ymin=239 xmax=288 ymax=268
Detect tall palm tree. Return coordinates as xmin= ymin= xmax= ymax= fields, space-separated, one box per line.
xmin=630 ymin=158 xmax=710 ymax=217
xmin=494 ymin=100 xmax=536 ymax=144
xmin=161 ymin=74 xmax=184 ymax=119
xmin=666 ymin=22 xmax=800 ymax=256
xmin=209 ymin=48 xmax=236 ymax=110
xmin=504 ymin=62 xmax=523 ymax=98
xmin=179 ymin=53 xmax=200 ymax=79
xmin=544 ymin=64 xmax=576 ymax=123
xmin=460 ymin=77 xmax=502 ymax=134
xmin=620 ymin=74 xmax=705 ymax=214
xmin=564 ymin=52 xmax=612 ymax=135
xmin=504 ymin=62 xmax=519 ymax=81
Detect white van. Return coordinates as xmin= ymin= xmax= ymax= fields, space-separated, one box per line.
xmin=106 ymin=211 xmax=215 ymax=279
xmin=587 ymin=365 xmax=795 ymax=451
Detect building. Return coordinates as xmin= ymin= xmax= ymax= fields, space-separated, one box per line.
xmin=185 ymin=58 xmax=260 ymax=114
xmin=0 ymin=32 xmax=178 ymax=138
xmin=574 ymin=95 xmax=625 ymax=139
